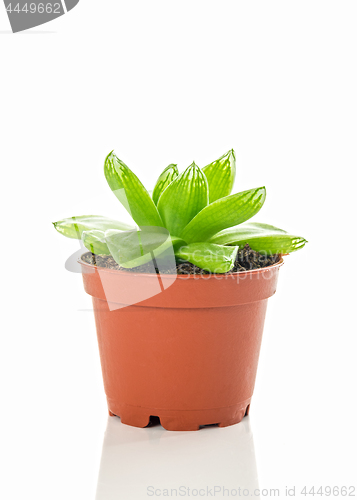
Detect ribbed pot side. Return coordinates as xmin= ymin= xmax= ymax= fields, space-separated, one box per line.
xmin=81 ymin=259 xmax=283 ymax=431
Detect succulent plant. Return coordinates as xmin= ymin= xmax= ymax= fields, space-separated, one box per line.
xmin=53 ymin=150 xmax=306 ymax=273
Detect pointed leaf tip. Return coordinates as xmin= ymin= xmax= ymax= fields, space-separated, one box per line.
xmin=53 ymin=215 xmax=135 ymax=240
xmin=152 ymin=163 xmax=179 ymax=205
xmin=104 ymin=152 xmax=164 ymax=228
xmin=203 ymin=149 xmax=237 ymax=203
xmin=209 ymin=222 xmax=307 ymax=254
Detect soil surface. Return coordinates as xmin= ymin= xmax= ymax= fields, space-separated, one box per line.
xmin=81 ymin=244 xmax=280 ymax=275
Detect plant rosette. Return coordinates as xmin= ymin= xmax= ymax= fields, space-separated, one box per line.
xmin=54 ymin=149 xmax=306 ymax=431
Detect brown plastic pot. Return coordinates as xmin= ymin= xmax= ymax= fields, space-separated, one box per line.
xmin=80 ymin=259 xmax=283 ymax=431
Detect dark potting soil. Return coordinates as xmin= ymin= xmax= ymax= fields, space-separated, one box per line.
xmin=81 ymin=244 xmax=280 ymax=275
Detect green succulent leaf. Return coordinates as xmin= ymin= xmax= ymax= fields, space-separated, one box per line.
xmin=157 ymin=162 xmax=208 ymax=237
xmin=82 ymin=230 xmax=111 ymax=255
xmin=175 ymin=242 xmax=238 ymax=273
xmin=105 ymin=227 xmax=185 ymax=268
xmin=152 ymin=164 xmax=179 ymax=205
xmin=203 ymin=149 xmax=236 ymax=203
xmin=181 ymin=187 xmax=266 ymax=243
xmin=209 ymin=222 xmax=307 ymax=254
xmin=53 ymin=215 xmax=134 ymax=239
xmin=104 ymin=151 xmax=164 ymax=228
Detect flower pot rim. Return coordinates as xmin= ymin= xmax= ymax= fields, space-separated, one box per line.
xmin=79 ymin=256 xmax=284 ymax=279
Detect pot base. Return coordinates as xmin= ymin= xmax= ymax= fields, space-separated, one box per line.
xmin=107 ymin=399 xmax=251 ymax=431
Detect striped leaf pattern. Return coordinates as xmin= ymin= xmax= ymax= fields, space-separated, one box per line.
xmin=157 ymin=162 xmax=208 ymax=237
xmin=181 ymin=187 xmax=266 ymax=243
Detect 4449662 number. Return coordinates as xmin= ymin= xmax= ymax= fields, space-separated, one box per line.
xmin=6 ymin=3 xmax=62 ymax=14
xmin=301 ymin=486 xmax=355 ymax=496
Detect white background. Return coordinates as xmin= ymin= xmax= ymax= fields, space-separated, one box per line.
xmin=1 ymin=1 xmax=357 ymax=499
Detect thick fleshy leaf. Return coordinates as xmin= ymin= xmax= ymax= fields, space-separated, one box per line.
xmin=157 ymin=162 xmax=208 ymax=236
xmin=53 ymin=215 xmax=134 ymax=239
xmin=175 ymin=242 xmax=238 ymax=273
xmin=104 ymin=151 xmax=164 ymax=228
xmin=209 ymin=222 xmax=307 ymax=254
xmin=203 ymin=149 xmax=236 ymax=203
xmin=105 ymin=227 xmax=185 ymax=268
xmin=181 ymin=187 xmax=266 ymax=243
xmin=152 ymin=164 xmax=179 ymax=205
xmin=82 ymin=230 xmax=111 ymax=255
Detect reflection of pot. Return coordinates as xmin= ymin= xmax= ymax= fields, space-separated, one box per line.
xmin=95 ymin=416 xmax=260 ymax=500
xmin=81 ymin=259 xmax=283 ymax=431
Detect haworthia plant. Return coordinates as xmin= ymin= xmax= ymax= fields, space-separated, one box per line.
xmin=54 ymin=149 xmax=307 ymax=273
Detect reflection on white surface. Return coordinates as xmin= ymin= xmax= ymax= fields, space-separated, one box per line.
xmin=95 ymin=416 xmax=260 ymax=499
